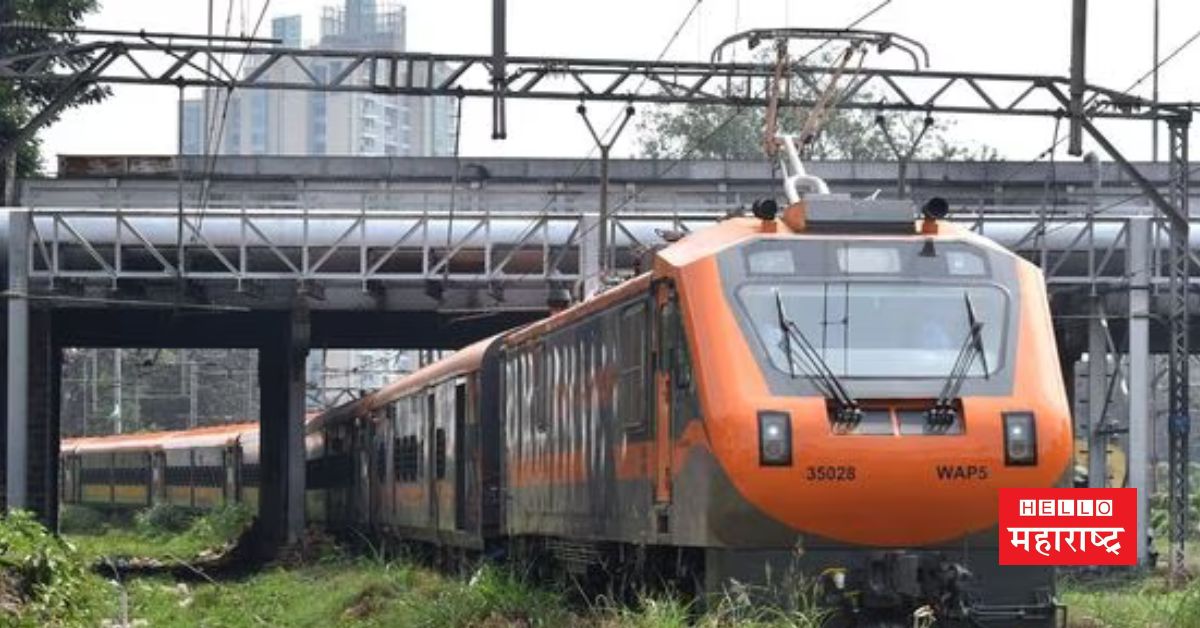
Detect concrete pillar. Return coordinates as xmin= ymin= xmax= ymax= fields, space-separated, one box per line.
xmin=3 ymin=209 xmax=59 ymax=524
xmin=27 ymin=311 xmax=60 ymax=526
xmin=1087 ymin=299 xmax=1108 ymax=487
xmin=257 ymin=302 xmax=309 ymax=552
xmin=3 ymin=300 xmax=60 ymax=525
xmin=1127 ymin=216 xmax=1151 ymax=565
xmin=6 ymin=210 xmax=28 ymax=510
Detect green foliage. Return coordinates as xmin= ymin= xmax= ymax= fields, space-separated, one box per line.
xmin=188 ymin=503 xmax=254 ymax=544
xmin=56 ymin=504 xmax=107 ymax=535
xmin=636 ymin=52 xmax=995 ymax=163
xmin=68 ymin=503 xmax=254 ymax=564
xmin=134 ymin=504 xmax=198 ymax=535
xmin=1148 ymin=482 xmax=1200 ymax=542
xmin=593 ymin=581 xmax=829 ymax=628
xmin=109 ymin=558 xmax=572 ymax=627
xmin=1172 ymin=585 xmax=1200 ymax=628
xmin=0 ymin=509 xmax=110 ymax=626
xmin=1061 ymin=576 xmax=1193 ymax=627
xmin=1 ymin=0 xmax=109 ymax=187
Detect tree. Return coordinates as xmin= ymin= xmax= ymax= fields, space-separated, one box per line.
xmin=0 ymin=0 xmax=109 ymax=200
xmin=637 ymin=52 xmax=995 ymax=163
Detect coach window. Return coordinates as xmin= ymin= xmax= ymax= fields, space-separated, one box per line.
xmin=619 ymin=301 xmax=649 ymax=430
xmin=435 ymin=428 xmax=447 ymax=479
xmin=661 ymin=297 xmax=693 ymax=390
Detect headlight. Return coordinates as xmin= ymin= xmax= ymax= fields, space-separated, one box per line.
xmin=759 ymin=411 xmax=792 ymax=466
xmin=1003 ymin=412 xmax=1037 ymax=466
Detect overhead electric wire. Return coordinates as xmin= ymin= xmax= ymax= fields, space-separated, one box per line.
xmin=201 ymin=0 xmax=237 ymax=165
xmin=195 ymin=0 xmax=271 ymax=232
xmin=611 ymin=0 xmax=896 ymax=213
xmin=553 ymin=0 xmax=705 ymax=182
xmin=793 ymin=0 xmax=892 ymax=64
xmin=505 ymin=0 xmax=895 ymax=290
xmin=415 ymin=1 xmax=705 ymax=301
xmin=1123 ymin=24 xmax=1200 ymax=96
xmin=995 ymin=22 xmax=1200 ymax=189
xmin=443 ymin=95 xmax=465 ymax=286
xmin=512 ymin=0 xmax=708 ymax=288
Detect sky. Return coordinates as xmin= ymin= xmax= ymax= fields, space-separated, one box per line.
xmin=35 ymin=0 xmax=1200 ymax=171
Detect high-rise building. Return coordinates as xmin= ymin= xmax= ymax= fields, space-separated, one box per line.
xmin=180 ymin=100 xmax=204 ymax=155
xmin=272 ymin=15 xmax=302 ymax=48
xmin=179 ymin=2 xmax=455 ymax=406
xmin=181 ymin=0 xmax=455 ymax=158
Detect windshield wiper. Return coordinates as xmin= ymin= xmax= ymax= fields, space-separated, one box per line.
xmin=775 ymin=290 xmax=862 ymax=428
xmin=927 ymin=291 xmax=989 ymax=429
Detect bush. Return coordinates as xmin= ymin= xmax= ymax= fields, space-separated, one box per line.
xmin=135 ymin=504 xmax=197 ymax=535
xmin=184 ymin=504 xmax=254 ymax=547
xmin=0 ymin=510 xmax=104 ymax=625
xmin=57 ymin=504 xmax=107 ymax=535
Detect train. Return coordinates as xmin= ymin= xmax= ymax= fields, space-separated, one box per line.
xmin=60 ymin=415 xmax=343 ymax=528
xmin=62 ymin=161 xmax=1072 ymax=626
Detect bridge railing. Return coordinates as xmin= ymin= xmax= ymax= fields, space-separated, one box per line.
xmin=12 ymin=207 xmax=1192 ymax=290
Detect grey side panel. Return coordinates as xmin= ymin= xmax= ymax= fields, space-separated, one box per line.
xmin=501 ymin=292 xmax=658 ymax=543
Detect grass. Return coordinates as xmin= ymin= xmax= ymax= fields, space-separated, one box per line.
xmin=98 ymin=559 xmax=836 ymax=628
xmin=110 ymin=560 xmax=573 ymax=627
xmin=1060 ymin=541 xmax=1200 ymax=628
xmin=43 ymin=502 xmax=1200 ymax=627
xmin=24 ymin=544 xmax=1200 ymax=628
xmin=1061 ymin=578 xmax=1191 ymax=627
xmin=63 ymin=504 xmax=253 ymax=565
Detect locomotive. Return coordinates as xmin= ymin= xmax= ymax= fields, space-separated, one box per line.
xmin=63 ymin=143 xmax=1072 ymax=626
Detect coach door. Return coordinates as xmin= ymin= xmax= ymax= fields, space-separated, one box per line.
xmin=426 ymin=389 xmax=439 ymax=531
xmin=223 ymin=446 xmax=240 ymax=504
xmin=453 ymin=381 xmax=468 ymax=532
xmin=654 ymin=285 xmax=687 ymax=508
xmin=62 ymin=455 xmax=80 ymax=504
xmin=353 ymin=419 xmax=372 ymax=525
xmin=371 ymin=418 xmax=387 ymax=528
xmin=150 ymin=452 xmax=165 ymax=504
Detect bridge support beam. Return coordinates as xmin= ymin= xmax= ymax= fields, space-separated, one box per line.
xmin=1128 ymin=216 xmax=1151 ymax=565
xmin=257 ymin=299 xmax=309 ymax=552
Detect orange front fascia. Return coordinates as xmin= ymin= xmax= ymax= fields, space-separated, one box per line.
xmin=673 ymin=250 xmax=1073 ymax=548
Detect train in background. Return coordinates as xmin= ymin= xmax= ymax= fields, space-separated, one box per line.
xmin=62 ymin=148 xmax=1073 ymax=626
xmin=60 ymin=415 xmax=348 ymax=527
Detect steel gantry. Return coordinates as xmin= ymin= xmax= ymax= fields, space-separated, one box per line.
xmin=0 ymin=23 xmax=1196 ymax=575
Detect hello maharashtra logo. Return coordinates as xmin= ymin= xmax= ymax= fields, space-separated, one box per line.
xmin=998 ymin=488 xmax=1136 ymax=566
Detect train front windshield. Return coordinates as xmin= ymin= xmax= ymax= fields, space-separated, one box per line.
xmin=725 ymin=239 xmax=1014 ymax=381
xmin=737 ymin=282 xmax=1006 ymax=379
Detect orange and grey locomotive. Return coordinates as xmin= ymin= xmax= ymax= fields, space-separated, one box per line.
xmin=311 ymin=155 xmax=1071 ymax=626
